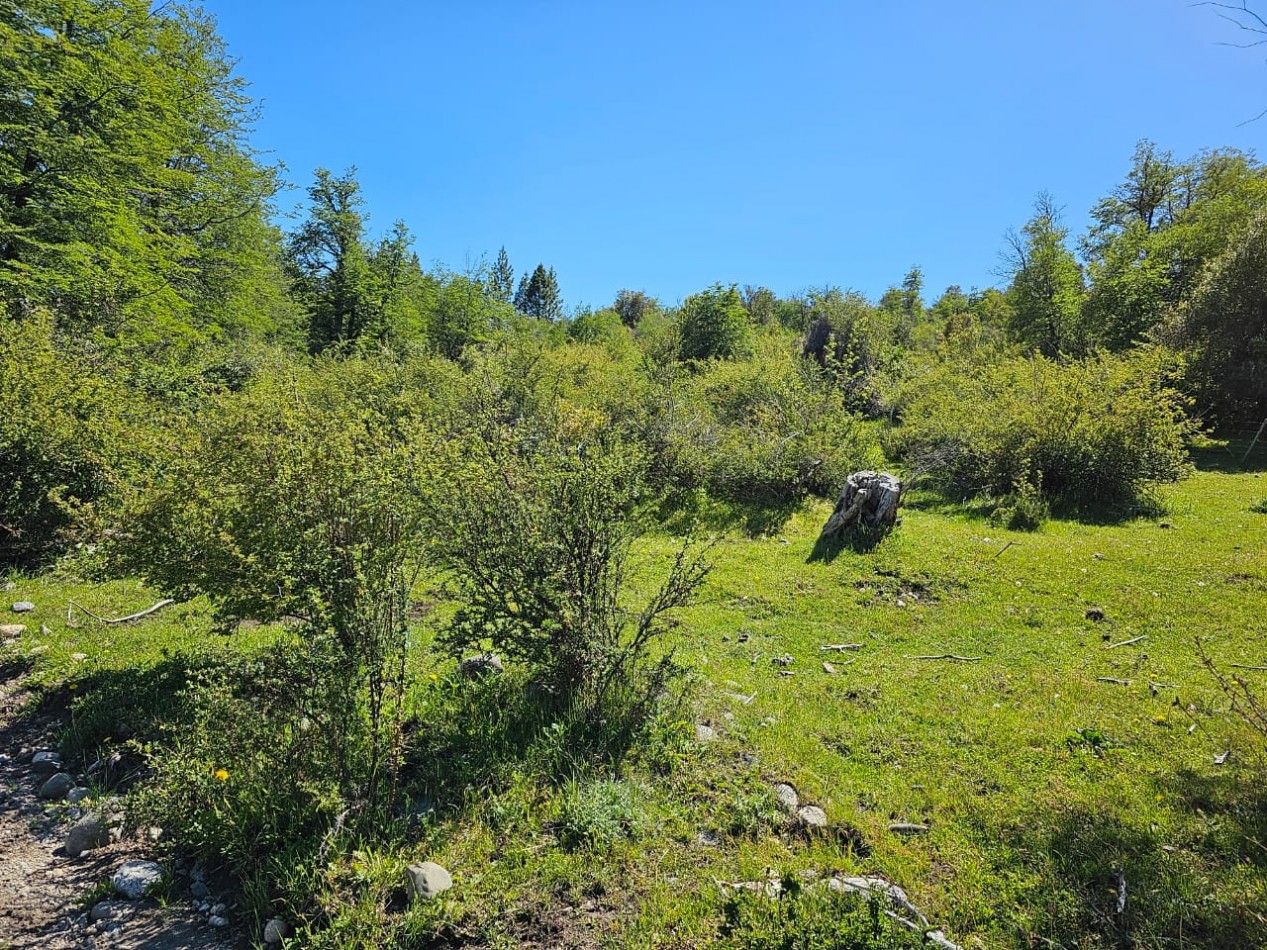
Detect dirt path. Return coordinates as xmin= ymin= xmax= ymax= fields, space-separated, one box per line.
xmin=0 ymin=671 xmax=234 ymax=950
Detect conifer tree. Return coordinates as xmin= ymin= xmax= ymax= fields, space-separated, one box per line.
xmin=489 ymin=246 xmax=515 ymax=303
xmin=513 ymin=263 xmax=563 ymax=320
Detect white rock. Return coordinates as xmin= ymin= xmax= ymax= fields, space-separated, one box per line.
xmin=0 ymin=623 xmax=25 ymax=636
xmin=112 ymin=860 xmax=164 ymax=899
xmin=89 ymin=900 xmax=121 ymax=921
xmin=11 ymin=601 xmax=34 ymax=613
xmin=405 ymin=861 xmax=452 ymax=900
xmin=208 ymin=915 xmax=230 ymax=927
xmin=695 ymin=723 xmax=716 ymax=742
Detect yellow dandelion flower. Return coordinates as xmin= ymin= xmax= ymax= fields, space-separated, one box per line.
xmin=68 ymin=683 xmax=77 ymax=691
xmin=213 ymin=768 xmax=229 ymax=782
xmin=429 ymin=673 xmax=438 ymax=682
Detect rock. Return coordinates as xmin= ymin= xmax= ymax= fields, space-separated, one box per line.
xmin=889 ymin=822 xmax=930 ymax=835
xmin=37 ymin=772 xmax=75 ymax=800
xmin=190 ymin=880 xmax=210 ymax=899
xmin=457 ymin=653 xmax=504 ymax=678
xmin=822 ymin=661 xmax=838 ymax=674
xmin=210 ymin=902 xmax=227 ymax=915
xmin=89 ymin=901 xmax=121 ymax=921
xmin=66 ymin=813 xmax=111 ymax=857
xmin=2 ymin=581 xmax=13 ymax=590
xmin=0 ymin=624 xmax=25 ymax=636
xmin=1085 ymin=608 xmax=1106 ymax=622
xmin=696 ymin=829 xmax=721 ymax=846
xmin=28 ymin=644 xmax=48 ymax=656
xmin=773 ymin=783 xmax=799 ymax=813
xmin=208 ymin=915 xmax=230 ymax=928
xmin=263 ymin=918 xmax=291 ymax=944
xmin=695 ymin=723 xmax=716 ymax=742
xmin=30 ymin=750 xmax=62 ymax=773
xmin=11 ymin=601 xmax=34 ymax=613
xmin=71 ymin=652 xmax=88 ymax=662
xmin=405 ymin=861 xmax=452 ymax=900
xmin=797 ymin=805 xmax=828 ymax=830
xmin=820 ymin=471 xmax=903 ymax=537
xmin=111 ymin=860 xmax=164 ymax=899
xmin=67 ymin=786 xmax=91 ymax=804
xmin=771 ymin=654 xmax=794 ymax=667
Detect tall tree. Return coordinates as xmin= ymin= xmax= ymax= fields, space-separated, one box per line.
xmin=513 ymin=263 xmax=563 ymax=320
xmin=0 ymin=0 xmax=285 ymax=338
xmin=678 ymin=283 xmax=749 ymax=362
xmin=489 ymin=246 xmax=514 ymax=303
xmin=1003 ymin=193 xmax=1086 ymax=357
xmin=613 ymin=289 xmax=656 ymax=327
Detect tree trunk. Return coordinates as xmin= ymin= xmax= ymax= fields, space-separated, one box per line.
xmin=820 ymin=471 xmax=902 ymax=537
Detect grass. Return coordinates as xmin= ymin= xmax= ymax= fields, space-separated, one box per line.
xmin=3 ymin=443 xmax=1266 ymax=948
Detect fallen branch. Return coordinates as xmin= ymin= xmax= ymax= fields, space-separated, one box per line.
xmin=1106 ymin=635 xmax=1148 ymax=650
xmin=908 ymin=654 xmax=980 ymax=662
xmin=820 ymin=643 xmax=863 ymax=652
xmin=1097 ymin=677 xmax=1131 ymax=686
xmin=68 ymin=598 xmax=175 ymax=626
xmin=1230 ymin=664 xmax=1267 ymax=671
xmin=994 ymin=541 xmax=1015 ymax=558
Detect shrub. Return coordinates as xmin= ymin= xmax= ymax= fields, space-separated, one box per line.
xmin=679 ymin=283 xmax=750 ymax=362
xmin=0 ymin=315 xmax=165 ymax=564
xmin=1250 ymin=498 xmax=1267 ymax=514
xmin=883 ymin=347 xmax=1195 ymax=509
xmin=653 ymin=339 xmax=880 ymax=508
xmin=995 ymin=473 xmax=1049 ymax=531
xmin=114 ymin=355 xmax=445 ymax=811
xmin=421 ymin=414 xmax=710 ymax=715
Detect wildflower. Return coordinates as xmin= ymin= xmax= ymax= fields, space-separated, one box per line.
xmin=213 ymin=768 xmax=229 ymax=782
xmin=429 ymin=673 xmax=438 ymax=682
xmin=68 ymin=683 xmax=77 ymax=691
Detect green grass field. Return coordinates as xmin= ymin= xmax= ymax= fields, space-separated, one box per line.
xmin=5 ymin=441 xmax=1266 ymax=949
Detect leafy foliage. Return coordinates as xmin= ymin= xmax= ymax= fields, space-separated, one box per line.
xmin=679 ymin=283 xmax=751 ymax=362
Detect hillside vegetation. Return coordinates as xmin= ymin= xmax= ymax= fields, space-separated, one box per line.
xmin=2 ymin=3 xmax=1266 ymax=949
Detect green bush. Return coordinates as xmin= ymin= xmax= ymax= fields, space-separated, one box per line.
xmin=0 ymin=315 xmax=165 ymax=563
xmin=422 ymin=416 xmax=710 ymax=712
xmin=679 ymin=283 xmax=750 ymax=362
xmin=654 ymin=339 xmax=880 ymax=508
xmin=883 ymin=347 xmax=1195 ymax=509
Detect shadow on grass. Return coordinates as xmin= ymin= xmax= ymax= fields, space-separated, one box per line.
xmin=656 ymin=493 xmax=803 ymax=538
xmin=806 ymin=526 xmax=890 ymax=563
xmin=1020 ymin=775 xmax=1267 ymax=949
xmin=1190 ymin=437 xmax=1267 ymax=475
xmin=402 ymin=672 xmax=687 ymax=816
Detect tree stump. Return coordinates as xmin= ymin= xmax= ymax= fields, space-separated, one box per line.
xmin=820 ymin=471 xmax=902 ymax=537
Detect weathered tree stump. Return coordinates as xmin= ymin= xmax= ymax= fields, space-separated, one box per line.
xmin=820 ymin=471 xmax=902 ymax=537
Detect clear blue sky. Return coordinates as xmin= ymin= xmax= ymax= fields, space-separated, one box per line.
xmin=203 ymin=0 xmax=1266 ymax=311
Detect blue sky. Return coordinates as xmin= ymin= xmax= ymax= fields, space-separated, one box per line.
xmin=203 ymin=0 xmax=1266 ymax=311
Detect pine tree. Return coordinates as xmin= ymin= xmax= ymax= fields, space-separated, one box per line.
xmin=489 ymin=246 xmax=514 ymax=303
xmin=513 ymin=263 xmax=563 ymax=320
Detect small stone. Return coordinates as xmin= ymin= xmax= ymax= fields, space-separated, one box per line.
xmin=822 ymin=661 xmax=837 ymax=675
xmin=147 ymin=825 xmax=163 ymax=842
xmin=696 ymin=829 xmax=721 ymax=846
xmin=30 ymin=750 xmax=62 ymax=773
xmin=405 ymin=861 xmax=452 ymax=900
xmin=71 ymin=652 xmax=88 ymax=662
xmin=89 ymin=901 xmax=119 ymax=921
xmin=1158 ymin=522 xmax=1173 ymax=529
xmin=2 ymin=581 xmax=14 ymax=591
xmin=37 ymin=772 xmax=75 ymax=800
xmin=889 ymin=822 xmax=930 ymax=835
xmin=0 ymin=624 xmax=25 ymax=637
xmin=111 ymin=860 xmax=164 ymax=899
xmin=210 ymin=902 xmax=226 ymax=916
xmin=1085 ymin=608 xmax=1106 ymax=622
xmin=773 ymin=783 xmax=799 ymax=812
xmin=208 ymin=915 xmax=230 ymax=928
xmin=263 ymin=918 xmax=291 ymax=944
xmin=28 ymin=644 xmax=48 ymax=655
xmin=695 ymin=723 xmax=716 ymax=742
xmin=457 ymin=653 xmax=504 ymax=678
xmin=66 ymin=813 xmax=110 ymax=857
xmin=11 ymin=601 xmax=34 ymax=613
xmin=797 ymin=805 xmax=828 ymax=829
xmin=771 ymin=654 xmax=794 ymax=667
xmin=67 ymin=787 xmax=91 ymax=804
xmin=197 ymin=901 xmax=210 ymax=913
xmin=190 ymin=880 xmax=210 ymax=899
